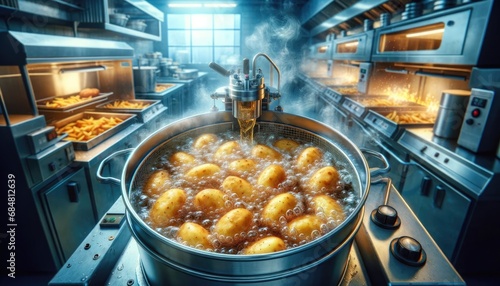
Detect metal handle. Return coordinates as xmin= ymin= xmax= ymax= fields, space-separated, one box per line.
xmin=361 ymin=148 xmax=391 ymax=177
xmin=96 ymin=148 xmax=133 ymax=186
xmin=209 ymin=62 xmax=231 ymax=77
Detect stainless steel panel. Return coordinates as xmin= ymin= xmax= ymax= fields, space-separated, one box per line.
xmin=42 ymin=167 xmax=96 ymax=261
xmin=400 ymin=163 xmax=471 ymax=259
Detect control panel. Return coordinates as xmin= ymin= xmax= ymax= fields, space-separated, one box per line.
xmin=27 ymin=141 xmax=75 ymax=186
xmin=457 ymin=88 xmax=500 ymax=152
xmin=358 ymin=62 xmax=372 ymax=93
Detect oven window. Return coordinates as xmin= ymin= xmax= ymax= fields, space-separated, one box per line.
xmin=336 ymin=40 xmax=359 ymax=54
xmin=378 ymin=22 xmax=445 ymax=52
xmin=167 ymin=14 xmax=241 ymax=64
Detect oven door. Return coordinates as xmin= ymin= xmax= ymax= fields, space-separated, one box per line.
xmin=372 ymin=0 xmax=497 ymax=65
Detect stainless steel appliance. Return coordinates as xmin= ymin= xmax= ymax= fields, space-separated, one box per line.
xmin=308 ymin=0 xmax=500 ymax=278
xmin=49 ymin=55 xmax=463 ymax=285
xmin=49 ymin=172 xmax=465 ymax=286
xmin=457 ymin=87 xmax=500 ymax=152
xmin=433 ymin=89 xmax=470 ymax=139
xmin=0 ymin=30 xmax=168 ymax=273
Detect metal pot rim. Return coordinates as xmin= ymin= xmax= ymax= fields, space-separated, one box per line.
xmin=120 ymin=111 xmax=371 ymax=259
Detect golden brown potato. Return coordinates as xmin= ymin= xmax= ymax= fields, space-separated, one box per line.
xmin=193 ymin=133 xmax=218 ymax=150
xmin=169 ymin=151 xmax=196 ymax=168
xmin=243 ymin=236 xmax=286 ymax=254
xmin=286 ymin=215 xmax=323 ymax=242
xmin=273 ymin=139 xmax=300 ymax=153
xmin=261 ymin=193 xmax=301 ymax=227
xmin=228 ymin=159 xmax=257 ymax=175
xmin=296 ymin=147 xmax=323 ymax=170
xmin=185 ymin=163 xmax=221 ymax=181
xmin=222 ymin=176 xmax=254 ymax=201
xmin=143 ymin=170 xmax=170 ymax=196
xmin=311 ymin=195 xmax=345 ymax=223
xmin=79 ymin=88 xmax=100 ymax=98
xmin=307 ymin=166 xmax=339 ymax=193
xmin=194 ymin=188 xmax=227 ymax=211
xmin=177 ymin=222 xmax=212 ymax=249
xmin=257 ymin=164 xmax=286 ymax=189
xmin=251 ymin=144 xmax=282 ymax=160
xmin=213 ymin=208 xmax=253 ymax=246
xmin=149 ymin=188 xmax=187 ymax=227
xmin=214 ymin=140 xmax=241 ymax=161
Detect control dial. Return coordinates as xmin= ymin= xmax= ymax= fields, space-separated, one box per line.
xmin=371 ymin=205 xmax=401 ymax=229
xmin=390 ymin=236 xmax=427 ymax=267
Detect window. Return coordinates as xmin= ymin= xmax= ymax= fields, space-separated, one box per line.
xmin=167 ymin=14 xmax=241 ymax=64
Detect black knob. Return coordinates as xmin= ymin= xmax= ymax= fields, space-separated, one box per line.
xmin=371 ymin=205 xmax=401 ymax=229
xmin=465 ymin=118 xmax=474 ymax=125
xmin=390 ymin=236 xmax=427 ymax=267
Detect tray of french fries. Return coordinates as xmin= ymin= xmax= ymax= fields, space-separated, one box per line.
xmin=364 ymin=109 xmax=436 ymax=138
xmin=37 ymin=90 xmax=112 ymax=111
xmin=52 ymin=112 xmax=136 ymax=151
xmin=94 ymin=99 xmax=162 ymax=123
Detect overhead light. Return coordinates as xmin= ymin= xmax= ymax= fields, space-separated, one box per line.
xmin=59 ymin=65 xmax=106 ymax=74
xmin=168 ymin=3 xmax=203 ymax=8
xmin=406 ymin=28 xmax=444 ymax=38
xmin=168 ymin=2 xmax=237 ymax=8
xmin=204 ymin=3 xmax=237 ymax=8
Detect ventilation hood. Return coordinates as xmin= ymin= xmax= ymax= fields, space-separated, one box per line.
xmin=0 ymin=31 xmax=134 ymax=65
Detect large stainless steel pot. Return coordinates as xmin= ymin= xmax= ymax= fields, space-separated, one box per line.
xmin=98 ymin=111 xmax=388 ymax=286
xmin=133 ymin=66 xmax=157 ymax=93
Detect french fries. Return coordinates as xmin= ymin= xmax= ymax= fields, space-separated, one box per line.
xmin=103 ymin=100 xmax=150 ymax=109
xmin=385 ymin=111 xmax=435 ymax=124
xmin=56 ymin=116 xmax=124 ymax=141
xmin=45 ymin=95 xmax=92 ymax=108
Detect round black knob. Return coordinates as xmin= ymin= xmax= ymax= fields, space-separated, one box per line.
xmin=371 ymin=205 xmax=401 ymax=229
xmin=465 ymin=118 xmax=474 ymax=125
xmin=390 ymin=236 xmax=427 ymax=267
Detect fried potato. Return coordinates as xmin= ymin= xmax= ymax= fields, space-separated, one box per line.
xmin=143 ymin=170 xmax=170 ymax=196
xmin=170 ymin=151 xmax=196 ymax=168
xmin=104 ymin=100 xmax=150 ymax=109
xmin=213 ymin=208 xmax=253 ymax=246
xmin=214 ymin=140 xmax=241 ymax=161
xmin=228 ymin=159 xmax=257 ymax=175
xmin=184 ymin=163 xmax=221 ymax=181
xmin=307 ymin=166 xmax=339 ymax=193
xmin=261 ymin=193 xmax=301 ymax=227
xmin=222 ymin=176 xmax=254 ymax=201
xmin=193 ymin=133 xmax=218 ymax=150
xmin=286 ymin=215 xmax=323 ymax=242
xmin=251 ymin=144 xmax=282 ymax=160
xmin=56 ymin=116 xmax=124 ymax=142
xmin=194 ymin=188 xmax=227 ymax=211
xmin=243 ymin=236 xmax=286 ymax=254
xmin=311 ymin=195 xmax=345 ymax=223
xmin=177 ymin=222 xmax=212 ymax=249
xmin=149 ymin=188 xmax=186 ymax=227
xmin=273 ymin=139 xmax=300 ymax=153
xmin=257 ymin=164 xmax=286 ymax=189
xmin=296 ymin=147 xmax=323 ymax=170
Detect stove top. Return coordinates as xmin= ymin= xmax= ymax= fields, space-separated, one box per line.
xmin=49 ymin=181 xmax=464 ymax=286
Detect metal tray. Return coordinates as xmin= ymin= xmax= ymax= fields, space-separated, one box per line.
xmin=94 ymin=99 xmax=162 ymax=123
xmin=364 ymin=109 xmax=436 ymax=139
xmin=342 ymin=96 xmax=428 ymax=119
xmin=52 ymin=111 xmax=136 ymax=151
xmin=37 ymin=92 xmax=112 ymax=112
